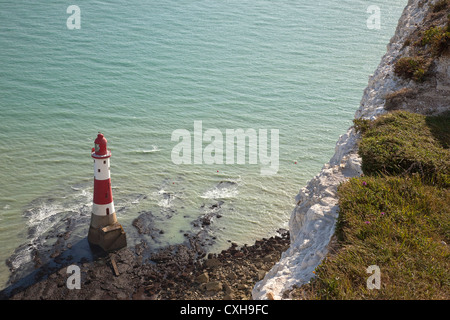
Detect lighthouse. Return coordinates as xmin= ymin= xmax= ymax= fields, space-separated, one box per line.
xmin=88 ymin=133 xmax=127 ymax=252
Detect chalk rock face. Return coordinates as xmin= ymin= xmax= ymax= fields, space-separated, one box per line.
xmin=252 ymin=137 xmax=362 ymax=300
xmin=356 ymin=0 xmax=450 ymax=117
xmin=252 ymin=0 xmax=438 ymax=300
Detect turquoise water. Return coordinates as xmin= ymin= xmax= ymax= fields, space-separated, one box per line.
xmin=0 ymin=0 xmax=407 ymax=289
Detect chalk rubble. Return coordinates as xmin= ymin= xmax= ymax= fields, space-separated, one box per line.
xmin=252 ymin=0 xmax=434 ymax=300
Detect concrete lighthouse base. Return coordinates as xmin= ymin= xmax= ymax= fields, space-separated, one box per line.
xmin=88 ymin=214 xmax=127 ymax=252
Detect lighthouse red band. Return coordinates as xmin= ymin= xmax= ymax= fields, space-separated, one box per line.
xmin=88 ymin=133 xmax=126 ymax=251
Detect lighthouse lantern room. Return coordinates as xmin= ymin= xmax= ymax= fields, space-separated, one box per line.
xmin=88 ymin=133 xmax=127 ymax=252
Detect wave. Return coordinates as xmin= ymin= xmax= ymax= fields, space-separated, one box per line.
xmin=8 ymin=245 xmax=33 ymax=271
xmin=153 ymin=189 xmax=175 ymax=208
xmin=7 ymin=186 xmax=93 ymax=276
xmin=133 ymin=146 xmax=161 ymax=154
xmin=25 ymin=201 xmax=64 ymax=236
xmin=24 ymin=188 xmax=92 ymax=242
xmin=201 ymin=180 xmax=240 ymax=199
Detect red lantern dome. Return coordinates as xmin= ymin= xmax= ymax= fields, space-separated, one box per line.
xmin=92 ymin=133 xmax=111 ymax=158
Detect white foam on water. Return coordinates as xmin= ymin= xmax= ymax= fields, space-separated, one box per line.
xmin=26 ymin=202 xmax=63 ymax=232
xmin=201 ymin=180 xmax=240 ymax=200
xmin=154 ymin=189 xmax=175 ymax=208
xmin=11 ymin=187 xmax=93 ymax=271
xmin=157 ymin=197 xmax=173 ymax=208
xmin=9 ymin=245 xmax=33 ymax=270
xmin=201 ymin=187 xmax=238 ymax=199
xmin=134 ymin=145 xmax=160 ymax=154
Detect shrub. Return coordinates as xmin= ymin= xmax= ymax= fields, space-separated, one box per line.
xmin=357 ymin=111 xmax=450 ymax=187
xmin=353 ymin=118 xmax=371 ymax=134
xmin=421 ymin=26 xmax=450 ymax=56
xmin=394 ymin=56 xmax=430 ymax=82
xmin=431 ymin=29 xmax=450 ymax=55
xmin=421 ymin=26 xmax=442 ymax=45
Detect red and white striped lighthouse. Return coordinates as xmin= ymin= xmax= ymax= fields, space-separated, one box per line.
xmin=88 ymin=133 xmax=127 ymax=252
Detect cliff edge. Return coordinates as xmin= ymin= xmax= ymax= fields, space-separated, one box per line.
xmin=253 ymin=0 xmax=449 ymax=300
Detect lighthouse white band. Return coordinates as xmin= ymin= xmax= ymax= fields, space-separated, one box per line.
xmin=92 ymin=202 xmax=115 ymax=217
xmin=93 ymin=158 xmax=111 ymax=180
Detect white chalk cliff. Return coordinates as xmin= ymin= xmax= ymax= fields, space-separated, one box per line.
xmin=252 ymin=0 xmax=443 ymax=300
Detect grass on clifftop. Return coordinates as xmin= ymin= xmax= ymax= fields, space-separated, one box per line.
xmin=356 ymin=111 xmax=450 ymax=187
xmin=292 ymin=111 xmax=450 ymax=300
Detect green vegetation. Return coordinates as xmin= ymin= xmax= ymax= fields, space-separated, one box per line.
xmin=394 ymin=7 xmax=450 ymax=82
xmin=315 ymin=175 xmax=450 ymax=299
xmin=421 ymin=25 xmax=450 ymax=56
xmin=394 ymin=56 xmax=430 ymax=82
xmin=295 ymin=111 xmax=450 ymax=299
xmin=290 ymin=2 xmax=450 ymax=299
xmin=357 ymin=111 xmax=450 ymax=187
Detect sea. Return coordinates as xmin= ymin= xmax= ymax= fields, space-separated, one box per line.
xmin=0 ymin=0 xmax=407 ymax=290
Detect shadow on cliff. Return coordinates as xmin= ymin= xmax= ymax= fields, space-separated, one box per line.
xmin=425 ymin=110 xmax=450 ymax=149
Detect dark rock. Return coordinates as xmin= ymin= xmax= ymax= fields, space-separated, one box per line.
xmin=2 ymin=222 xmax=290 ymax=301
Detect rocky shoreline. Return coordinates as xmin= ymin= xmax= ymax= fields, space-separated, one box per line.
xmin=0 ymin=182 xmax=291 ymax=300
xmin=1 ymin=229 xmax=289 ymax=300
xmin=0 ymin=181 xmax=293 ymax=300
